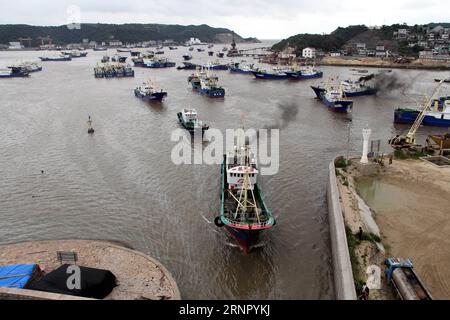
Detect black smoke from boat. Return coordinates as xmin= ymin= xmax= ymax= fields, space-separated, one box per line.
xmin=264 ymin=101 xmax=299 ymax=130
xmin=360 ymin=72 xmax=419 ymax=94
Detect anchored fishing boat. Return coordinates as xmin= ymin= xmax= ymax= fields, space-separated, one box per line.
xmin=340 ymin=79 xmax=377 ymax=97
xmin=208 ymin=51 xmax=214 ymax=56
xmin=177 ymin=62 xmax=197 ymax=70
xmin=93 ymin=47 xmax=107 ymax=51
xmin=61 ymin=50 xmax=88 ymax=58
xmin=134 ymin=80 xmax=167 ymax=102
xmin=0 ymin=66 xmax=30 ymax=78
xmin=169 ymin=46 xmax=178 ymax=50
xmin=252 ymin=68 xmax=288 ymax=80
xmin=182 ymin=54 xmax=193 ymax=61
xmin=8 ymin=62 xmax=42 ymax=73
xmin=197 ymin=48 xmax=205 ymax=52
xmin=111 ymin=55 xmax=127 ymax=63
xmin=189 ymin=68 xmax=225 ymax=97
xmin=229 ymin=62 xmax=256 ymax=74
xmin=217 ymin=52 xmax=224 ymax=58
xmin=177 ymin=108 xmax=209 ymax=135
xmin=201 ymin=61 xmax=228 ymax=70
xmin=311 ymin=85 xmax=353 ymax=113
xmin=394 ymin=96 xmax=450 ymax=127
xmin=94 ymin=63 xmax=134 ymax=78
xmin=215 ymin=135 xmax=276 ymax=252
xmin=140 ymin=57 xmax=176 ymax=68
xmin=39 ymin=54 xmax=71 ymax=61
xmin=117 ymin=48 xmax=131 ymax=53
xmin=285 ymin=66 xmax=323 ymax=80
xmin=189 ymin=47 xmax=194 ymax=51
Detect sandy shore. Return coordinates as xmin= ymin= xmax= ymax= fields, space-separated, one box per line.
xmin=356 ymin=159 xmax=450 ymax=299
xmin=320 ymin=56 xmax=450 ymax=70
xmin=0 ymin=240 xmax=180 ymax=300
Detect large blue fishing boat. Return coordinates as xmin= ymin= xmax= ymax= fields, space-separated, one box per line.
xmin=285 ymin=66 xmax=323 ymax=80
xmin=215 ymin=135 xmax=276 ymax=253
xmin=201 ymin=61 xmax=228 ymax=70
xmin=311 ymin=86 xmax=353 ymax=113
xmin=189 ymin=68 xmax=225 ymax=98
xmin=394 ymin=96 xmax=450 ymax=127
xmin=134 ymin=80 xmax=167 ymax=102
xmin=252 ymin=68 xmax=288 ymax=80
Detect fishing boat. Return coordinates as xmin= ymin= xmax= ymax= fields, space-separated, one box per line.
xmin=394 ymin=96 xmax=450 ymax=127
xmin=177 ymin=108 xmax=209 ymax=135
xmin=222 ymin=47 xmax=228 ymax=52
xmin=217 ymin=52 xmax=224 ymax=58
xmin=93 ymin=47 xmax=107 ymax=51
xmin=140 ymin=57 xmax=176 ymax=68
xmin=189 ymin=47 xmax=194 ymax=51
xmin=117 ymin=48 xmax=131 ymax=53
xmin=182 ymin=54 xmax=193 ymax=61
xmin=169 ymin=46 xmax=178 ymax=50
xmin=201 ymin=61 xmax=228 ymax=70
xmin=197 ymin=48 xmax=205 ymax=52
xmin=311 ymin=85 xmax=353 ymax=113
xmin=189 ymin=68 xmax=225 ymax=98
xmin=61 ymin=50 xmax=88 ymax=58
xmin=39 ymin=54 xmax=71 ymax=61
xmin=215 ymin=134 xmax=276 ymax=252
xmin=0 ymin=66 xmax=30 ymax=78
xmin=208 ymin=44 xmax=214 ymax=48
xmin=130 ymin=51 xmax=140 ymax=57
xmin=285 ymin=66 xmax=323 ymax=80
xmin=94 ymin=63 xmax=134 ymax=78
xmin=229 ymin=62 xmax=256 ymax=74
xmin=134 ymin=80 xmax=167 ymax=102
xmin=101 ymin=56 xmax=110 ymax=63
xmin=208 ymin=51 xmax=214 ymax=56
xmin=252 ymin=68 xmax=288 ymax=80
xmin=177 ymin=62 xmax=198 ymax=70
xmin=340 ymin=79 xmax=377 ymax=97
xmin=8 ymin=62 xmax=42 ymax=73
xmin=87 ymin=116 xmax=94 ymax=134
xmin=111 ymin=55 xmax=127 ymax=63
xmin=155 ymin=50 xmax=164 ymax=55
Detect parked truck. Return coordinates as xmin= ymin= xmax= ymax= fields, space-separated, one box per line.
xmin=385 ymin=258 xmax=433 ymax=300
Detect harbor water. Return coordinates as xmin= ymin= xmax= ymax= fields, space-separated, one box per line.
xmin=1 ymin=41 xmax=449 ymax=299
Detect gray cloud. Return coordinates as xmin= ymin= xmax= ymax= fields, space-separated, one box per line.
xmin=0 ymin=0 xmax=449 ymax=38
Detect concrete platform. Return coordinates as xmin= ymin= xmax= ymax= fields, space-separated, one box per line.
xmin=0 ymin=240 xmax=180 ymax=300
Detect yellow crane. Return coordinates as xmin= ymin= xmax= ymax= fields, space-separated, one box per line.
xmin=389 ymin=80 xmax=445 ymax=149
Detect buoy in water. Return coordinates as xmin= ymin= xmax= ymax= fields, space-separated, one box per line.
xmin=87 ymin=115 xmax=94 ymax=134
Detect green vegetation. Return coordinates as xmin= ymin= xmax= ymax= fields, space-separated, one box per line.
xmin=335 ymin=157 xmax=351 ymax=168
xmin=0 ymin=23 xmax=249 ymax=46
xmin=394 ymin=149 xmax=426 ymax=160
xmin=272 ymin=25 xmax=369 ymax=53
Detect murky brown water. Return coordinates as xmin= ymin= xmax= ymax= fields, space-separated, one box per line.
xmin=1 ymin=41 xmax=449 ymax=299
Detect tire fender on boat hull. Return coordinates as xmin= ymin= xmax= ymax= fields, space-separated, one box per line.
xmin=214 ymin=216 xmax=225 ymax=227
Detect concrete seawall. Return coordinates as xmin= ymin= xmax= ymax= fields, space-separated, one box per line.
xmin=327 ymin=159 xmax=357 ymax=300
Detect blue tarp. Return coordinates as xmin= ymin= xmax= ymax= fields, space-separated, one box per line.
xmin=0 ymin=264 xmax=37 ymax=288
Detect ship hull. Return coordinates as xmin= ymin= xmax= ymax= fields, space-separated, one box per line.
xmin=311 ymin=86 xmax=352 ymax=113
xmin=39 ymin=57 xmax=71 ymax=61
xmin=0 ymin=72 xmax=29 ymax=78
xmin=252 ymin=71 xmax=288 ymax=80
xmin=135 ymin=89 xmax=167 ymax=102
xmin=394 ymin=108 xmax=450 ymax=127
xmin=229 ymin=67 xmax=253 ymax=74
xmin=343 ymin=88 xmax=377 ymax=97
xmin=286 ymin=71 xmax=323 ymax=80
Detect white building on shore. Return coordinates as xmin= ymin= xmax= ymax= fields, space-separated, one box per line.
xmin=302 ymin=47 xmax=316 ymax=59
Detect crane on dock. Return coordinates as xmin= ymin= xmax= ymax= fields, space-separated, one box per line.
xmin=389 ymin=80 xmax=445 ymax=149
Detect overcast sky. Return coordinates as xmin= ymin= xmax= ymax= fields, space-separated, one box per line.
xmin=1 ymin=0 xmax=449 ymax=39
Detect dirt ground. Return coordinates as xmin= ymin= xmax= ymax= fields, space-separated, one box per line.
xmin=359 ymin=159 xmax=450 ymax=300
xmin=0 ymin=240 xmax=180 ymax=300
